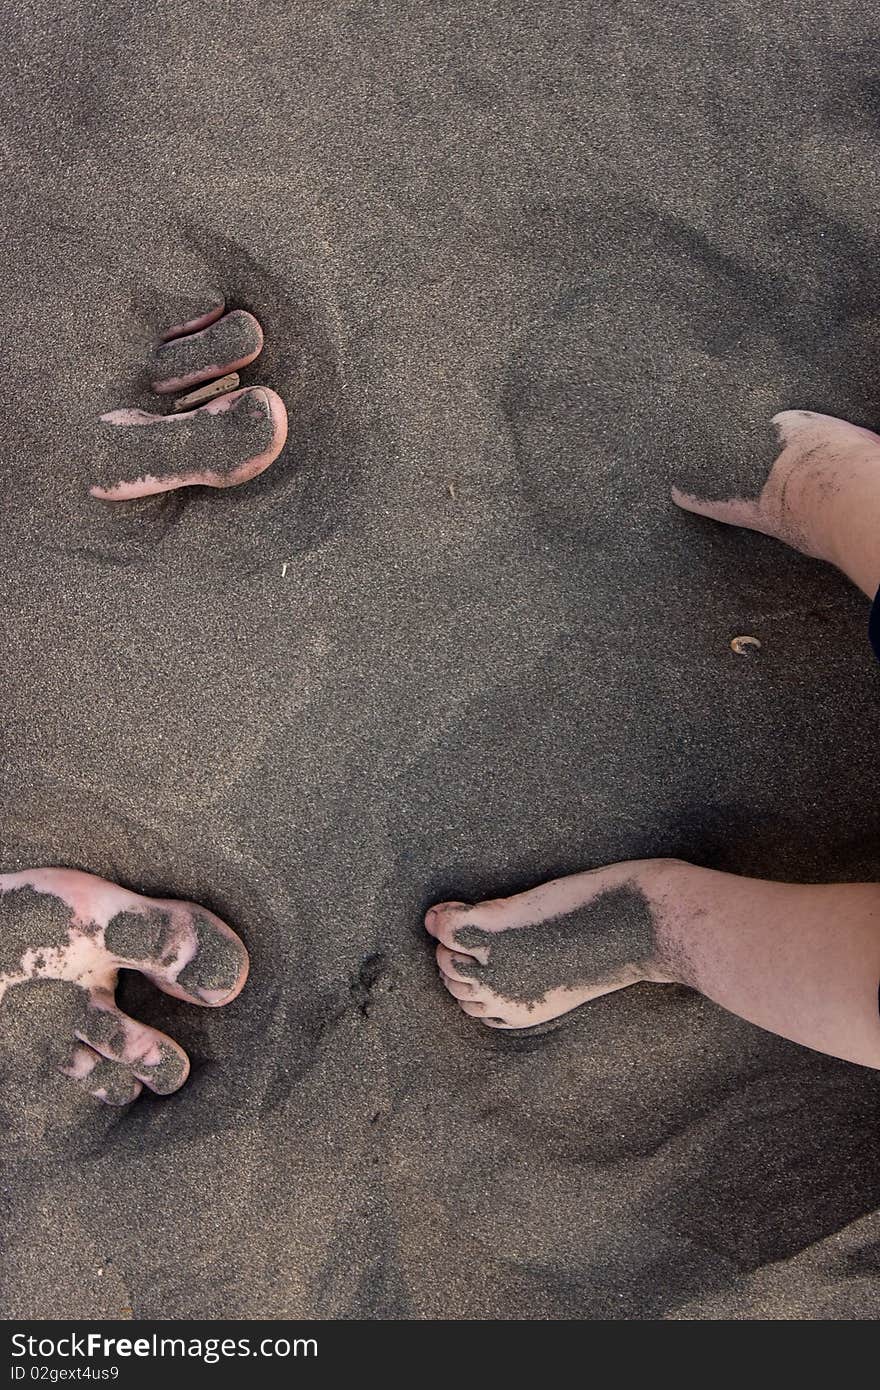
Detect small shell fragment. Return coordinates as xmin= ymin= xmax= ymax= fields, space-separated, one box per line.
xmin=730 ymin=635 xmax=762 ymax=655
xmin=172 ymin=372 xmax=240 ymax=412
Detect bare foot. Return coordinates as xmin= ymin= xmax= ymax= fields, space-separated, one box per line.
xmin=150 ymin=306 xmax=264 ymax=395
xmin=425 ymin=861 xmax=672 ymax=1029
xmin=673 ymin=410 xmax=880 ymax=597
xmin=0 ymin=868 xmax=248 ymax=1104
xmin=91 ymin=300 xmax=288 ymax=500
xmin=428 ymin=859 xmax=880 ymax=1069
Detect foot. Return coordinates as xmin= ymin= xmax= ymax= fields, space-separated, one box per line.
xmin=150 ymin=305 xmax=264 ymax=395
xmin=672 ymin=410 xmax=880 ymax=597
xmin=425 ymin=861 xmax=673 ymax=1029
xmin=428 ymin=858 xmax=880 ymax=1069
xmin=0 ymin=867 xmax=249 ymax=1104
xmin=91 ymin=299 xmax=288 ymax=500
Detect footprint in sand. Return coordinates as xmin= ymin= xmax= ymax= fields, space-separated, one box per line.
xmin=91 ymin=300 xmax=288 ymax=500
xmin=0 ymin=867 xmax=249 ymax=1104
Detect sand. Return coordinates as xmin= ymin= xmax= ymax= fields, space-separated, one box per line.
xmin=2 ymin=0 xmax=880 ymax=1320
xmin=455 ymin=884 xmax=655 ymax=1005
xmin=0 ymin=887 xmax=79 ymax=977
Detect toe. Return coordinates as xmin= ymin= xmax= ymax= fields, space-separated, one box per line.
xmin=424 ymin=901 xmax=495 ymax=957
xmin=161 ymin=300 xmax=225 ymax=342
xmin=424 ymin=901 xmax=471 ymax=948
xmin=90 ymin=386 xmax=288 ymax=500
xmin=435 ymin=943 xmax=483 ymax=982
xmin=671 ymin=485 xmax=764 ymax=528
xmin=78 ymin=994 xmax=189 ymax=1094
xmin=102 ymin=898 xmax=249 ymax=1008
xmin=164 ymin=903 xmax=249 ymax=1006
xmin=151 ymin=309 xmax=264 ymax=393
xmin=62 ymin=1043 xmax=143 ymax=1106
xmin=458 ymin=999 xmax=487 ymax=1017
xmin=438 ymin=970 xmax=478 ymax=1000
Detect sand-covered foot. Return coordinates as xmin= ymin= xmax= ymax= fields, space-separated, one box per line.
xmin=672 ymin=410 xmax=880 ymax=594
xmin=426 ymin=862 xmax=670 ymax=1029
xmin=151 ymin=307 xmax=264 ymax=394
xmin=0 ymin=867 xmax=248 ymax=1104
xmin=160 ymin=301 xmax=226 ymax=343
xmin=92 ymin=386 xmax=288 ymax=499
xmin=92 ymin=301 xmax=288 ymax=499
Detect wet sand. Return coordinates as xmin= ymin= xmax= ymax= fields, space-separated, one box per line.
xmin=2 ymin=0 xmax=880 ymax=1319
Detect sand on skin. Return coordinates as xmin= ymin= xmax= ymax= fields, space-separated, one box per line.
xmin=1 ymin=0 xmax=879 ymax=1319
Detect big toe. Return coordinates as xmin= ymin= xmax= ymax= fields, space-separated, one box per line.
xmin=91 ymin=386 xmax=288 ymax=499
xmin=78 ymin=994 xmax=190 ymax=1094
xmin=103 ymin=898 xmax=249 ymax=1007
xmin=670 ymin=484 xmax=765 ymax=529
xmin=151 ymin=309 xmax=264 ymax=394
xmin=424 ymin=899 xmax=500 ymax=957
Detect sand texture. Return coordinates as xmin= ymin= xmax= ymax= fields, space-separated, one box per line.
xmin=2 ymin=0 xmax=880 ymax=1319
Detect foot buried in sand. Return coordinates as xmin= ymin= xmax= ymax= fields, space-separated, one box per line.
xmin=150 ymin=307 xmax=264 ymax=395
xmin=673 ymin=409 xmax=880 ymax=599
xmin=0 ymin=867 xmax=248 ymax=1105
xmin=91 ymin=300 xmax=288 ymax=500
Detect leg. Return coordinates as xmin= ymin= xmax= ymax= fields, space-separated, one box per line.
xmin=426 ymin=858 xmax=880 ymax=1069
xmin=674 ymin=410 xmax=880 ymax=599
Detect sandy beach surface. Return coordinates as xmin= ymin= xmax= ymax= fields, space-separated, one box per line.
xmin=2 ymin=0 xmax=880 ymax=1319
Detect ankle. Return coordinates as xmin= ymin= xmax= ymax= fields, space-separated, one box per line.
xmin=630 ymin=857 xmax=696 ymax=986
xmin=767 ymin=452 xmax=838 ymax=564
xmin=770 ymin=428 xmax=880 ymax=593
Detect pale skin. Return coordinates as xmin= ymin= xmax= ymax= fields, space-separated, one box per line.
xmin=91 ymin=299 xmax=288 ymax=500
xmin=12 ymin=334 xmax=880 ymax=1093
xmin=428 ymin=409 xmax=880 ymax=1070
xmin=2 ymin=300 xmax=282 ymax=1104
xmin=0 ymin=868 xmax=249 ymax=1104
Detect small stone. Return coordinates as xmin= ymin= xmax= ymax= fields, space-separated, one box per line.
xmin=730 ymin=635 xmax=762 ymax=655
